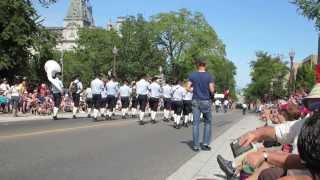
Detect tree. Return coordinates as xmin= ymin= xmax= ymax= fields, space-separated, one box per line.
xmin=151 ymin=9 xmax=225 ymax=80
xmin=292 ymin=0 xmax=320 ymax=30
xmin=0 ymin=0 xmax=41 ymax=81
xmin=295 ymin=63 xmax=315 ymax=91
xmin=244 ymin=52 xmax=289 ymax=101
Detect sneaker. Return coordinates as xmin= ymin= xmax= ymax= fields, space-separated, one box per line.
xmin=201 ymin=145 xmax=211 ymax=151
xmin=217 ymin=155 xmax=236 ymax=178
xmin=192 ymin=146 xmax=200 ymax=152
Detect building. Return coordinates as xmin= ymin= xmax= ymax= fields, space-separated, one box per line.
xmin=48 ymin=0 xmax=95 ymax=51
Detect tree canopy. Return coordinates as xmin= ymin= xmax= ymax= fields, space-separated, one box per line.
xmin=244 ymin=52 xmax=289 ymax=102
xmin=295 ymin=63 xmax=315 ymax=91
xmin=292 ymin=0 xmax=320 ymax=30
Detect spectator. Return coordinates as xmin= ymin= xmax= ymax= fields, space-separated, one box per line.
xmin=10 ymin=79 xmax=21 ymax=117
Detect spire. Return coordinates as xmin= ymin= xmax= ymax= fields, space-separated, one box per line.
xmin=64 ymin=0 xmax=94 ymax=27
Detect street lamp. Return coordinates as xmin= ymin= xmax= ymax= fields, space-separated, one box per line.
xmin=60 ymin=50 xmax=64 ymax=82
xmin=289 ymin=49 xmax=295 ymax=95
xmin=112 ymin=46 xmax=118 ymax=77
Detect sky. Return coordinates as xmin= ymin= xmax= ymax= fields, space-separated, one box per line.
xmin=34 ymin=0 xmax=318 ymax=89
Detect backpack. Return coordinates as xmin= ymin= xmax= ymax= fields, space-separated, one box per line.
xmin=70 ymin=82 xmax=78 ymax=94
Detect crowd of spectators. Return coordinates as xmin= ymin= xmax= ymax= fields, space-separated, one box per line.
xmin=0 ymin=77 xmax=83 ymax=117
xmin=217 ymin=87 xmax=320 ymax=179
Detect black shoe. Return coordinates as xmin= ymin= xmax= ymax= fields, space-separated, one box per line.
xmin=201 ymin=145 xmax=211 ymax=151
xmin=170 ymin=117 xmax=174 ymax=121
xmin=217 ymin=155 xmax=236 ymax=178
xmin=139 ymin=121 xmax=144 ymax=125
xmin=184 ymin=123 xmax=188 ymax=128
xmin=151 ymin=120 xmax=156 ymax=124
xmin=87 ymin=114 xmax=91 ymax=118
xmin=53 ymin=116 xmax=58 ymax=120
xmin=101 ymin=114 xmax=105 ymax=118
xmin=122 ymin=116 xmax=126 ymax=119
xmin=192 ymin=146 xmax=200 ymax=152
xmin=93 ymin=117 xmax=98 ymax=122
xmin=106 ymin=116 xmax=112 ymax=120
xmin=73 ymin=115 xmax=76 ymax=119
xmin=176 ymin=124 xmax=181 ymax=129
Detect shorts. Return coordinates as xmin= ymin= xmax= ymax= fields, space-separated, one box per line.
xmin=86 ymin=98 xmax=93 ymax=108
xmin=53 ymin=93 xmax=61 ymax=108
xmin=100 ymin=97 xmax=107 ymax=108
xmin=72 ymin=93 xmax=80 ymax=107
xmin=92 ymin=94 xmax=101 ymax=109
xmin=183 ymin=100 xmax=192 ymax=115
xmin=149 ymin=97 xmax=159 ymax=111
xmin=121 ymin=97 xmax=130 ymax=108
xmin=11 ymin=96 xmax=20 ymax=109
xmin=172 ymin=100 xmax=183 ymax=115
xmin=138 ymin=95 xmax=148 ymax=112
xmin=106 ymin=95 xmax=116 ymax=110
xmin=163 ymin=98 xmax=171 ymax=110
xmin=131 ymin=96 xmax=138 ymax=108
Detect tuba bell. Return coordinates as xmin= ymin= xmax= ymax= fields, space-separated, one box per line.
xmin=44 ymin=60 xmax=61 ymax=79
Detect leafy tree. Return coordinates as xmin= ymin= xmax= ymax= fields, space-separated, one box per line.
xmin=244 ymin=52 xmax=289 ymax=101
xmin=295 ymin=63 xmax=315 ymax=90
xmin=292 ymin=0 xmax=320 ymax=30
xmin=151 ymin=9 xmax=225 ymax=80
xmin=0 ymin=0 xmax=41 ymax=81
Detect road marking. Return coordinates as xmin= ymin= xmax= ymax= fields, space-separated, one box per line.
xmin=0 ymin=120 xmax=134 ymax=140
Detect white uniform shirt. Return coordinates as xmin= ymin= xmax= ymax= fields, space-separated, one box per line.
xmin=224 ymin=100 xmax=229 ymax=106
xmin=72 ymin=80 xmax=83 ymax=94
xmin=101 ymin=86 xmax=108 ymax=98
xmin=148 ymin=82 xmax=162 ymax=98
xmin=51 ymin=78 xmax=63 ymax=94
xmin=91 ymin=78 xmax=104 ymax=95
xmin=183 ymin=89 xmax=193 ymax=101
xmin=119 ymin=84 xmax=131 ymax=97
xmin=85 ymin=88 xmax=93 ymax=98
xmin=106 ymin=80 xmax=119 ymax=96
xmin=215 ymin=100 xmax=221 ymax=106
xmin=136 ymin=79 xmax=150 ymax=95
xmin=172 ymin=85 xmax=184 ymax=101
xmin=162 ymin=84 xmax=172 ymax=99
xmin=10 ymin=85 xmax=20 ymax=97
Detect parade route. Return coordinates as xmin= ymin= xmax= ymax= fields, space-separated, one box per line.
xmin=0 ymin=111 xmax=242 ymax=180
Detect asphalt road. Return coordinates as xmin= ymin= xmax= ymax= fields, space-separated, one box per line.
xmin=0 ymin=110 xmax=244 ymax=180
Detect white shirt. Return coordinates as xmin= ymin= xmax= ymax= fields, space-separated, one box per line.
xmin=148 ymin=82 xmax=162 ymax=98
xmin=136 ymin=79 xmax=150 ymax=95
xmin=183 ymin=89 xmax=193 ymax=101
xmin=10 ymin=85 xmax=20 ymax=97
xmin=0 ymin=83 xmax=10 ymax=96
xmin=172 ymin=85 xmax=184 ymax=101
xmin=162 ymin=84 xmax=172 ymax=99
xmin=119 ymin=84 xmax=131 ymax=97
xmin=51 ymin=78 xmax=63 ymax=94
xmin=224 ymin=100 xmax=229 ymax=106
xmin=106 ymin=80 xmax=119 ymax=96
xmin=215 ymin=100 xmax=221 ymax=106
xmin=91 ymin=78 xmax=104 ymax=95
xmin=85 ymin=88 xmax=93 ymax=98
xmin=101 ymin=86 xmax=108 ymax=98
xmin=72 ymin=80 xmax=83 ymax=94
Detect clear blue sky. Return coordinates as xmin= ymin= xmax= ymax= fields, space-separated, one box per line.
xmin=34 ymin=0 xmax=318 ymax=89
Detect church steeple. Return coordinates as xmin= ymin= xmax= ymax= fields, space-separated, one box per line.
xmin=64 ymin=0 xmax=94 ymax=27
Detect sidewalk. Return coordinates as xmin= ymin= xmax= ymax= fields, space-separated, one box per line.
xmin=167 ymin=114 xmax=264 ymax=180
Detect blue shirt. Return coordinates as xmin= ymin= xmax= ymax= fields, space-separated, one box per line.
xmin=91 ymin=78 xmax=104 ymax=95
xmin=188 ymin=72 xmax=214 ymax=100
xmin=136 ymin=79 xmax=150 ymax=95
xmin=106 ymin=80 xmax=119 ymax=96
xmin=148 ymin=82 xmax=162 ymax=98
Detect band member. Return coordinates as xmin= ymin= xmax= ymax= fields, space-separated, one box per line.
xmin=136 ymin=74 xmax=150 ymax=125
xmin=100 ymin=80 xmax=108 ymax=118
xmin=131 ymin=81 xmax=138 ymax=118
xmin=91 ymin=74 xmax=104 ymax=121
xmin=171 ymin=80 xmax=185 ymax=129
xmin=162 ymin=81 xmax=172 ymax=122
xmin=119 ymin=80 xmax=131 ymax=119
xmin=51 ymin=72 xmax=64 ymax=120
xmin=106 ymin=76 xmax=119 ymax=120
xmin=182 ymin=85 xmax=193 ymax=127
xmin=147 ymin=77 xmax=162 ymax=124
xmin=69 ymin=75 xmax=83 ymax=119
xmin=84 ymin=86 xmax=93 ymax=118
